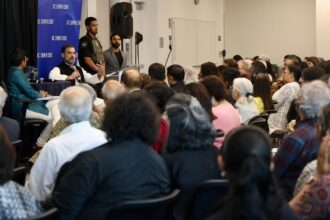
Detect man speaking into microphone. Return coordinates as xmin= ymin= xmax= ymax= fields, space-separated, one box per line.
xmin=49 ymin=44 xmax=105 ymax=85
xmin=103 ymin=33 xmax=127 ymax=75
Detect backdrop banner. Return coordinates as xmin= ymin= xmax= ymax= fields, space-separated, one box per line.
xmin=37 ymin=0 xmax=82 ymax=79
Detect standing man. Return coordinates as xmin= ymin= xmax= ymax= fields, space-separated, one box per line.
xmin=49 ymin=44 xmax=104 ymax=85
xmin=78 ymin=17 xmax=104 ymax=75
xmin=103 ymin=33 xmax=127 ymax=75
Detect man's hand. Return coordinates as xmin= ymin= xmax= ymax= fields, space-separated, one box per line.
xmin=96 ymin=63 xmax=105 ymax=80
xmin=39 ymin=90 xmax=48 ymax=97
xmin=67 ymin=71 xmax=81 ymax=80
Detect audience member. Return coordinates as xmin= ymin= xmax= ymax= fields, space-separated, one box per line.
xmin=301 ymin=66 xmax=325 ymax=83
xmin=232 ymin=54 xmax=243 ymax=62
xmin=223 ymin=58 xmax=238 ymax=69
xmin=163 ymin=93 xmax=220 ymax=220
xmin=49 ymin=44 xmax=105 ymax=85
xmin=199 ymin=62 xmax=220 ymax=79
xmin=121 ymin=68 xmax=141 ymax=92
xmin=140 ymin=73 xmax=151 ymax=88
xmin=268 ymin=64 xmax=301 ymax=134
xmin=101 ymin=79 xmax=125 ymax=106
xmin=232 ymin=77 xmax=259 ymax=124
xmin=253 ymin=73 xmax=274 ymax=113
xmin=221 ymin=67 xmax=240 ymax=90
xmin=143 ymin=82 xmax=174 ymax=152
xmin=284 ymin=54 xmax=301 ymax=67
xmin=167 ymin=64 xmax=185 ymax=92
xmin=0 ymin=126 xmax=43 ymax=219
xmin=28 ymin=86 xmax=107 ymax=201
xmin=206 ymin=126 xmax=296 ymax=220
xmin=249 ymin=60 xmax=267 ymax=82
xmin=148 ymin=63 xmax=166 ymax=82
xmin=200 ymin=76 xmax=241 ymax=148
xmin=274 ymin=80 xmax=330 ymax=200
xmin=237 ymin=59 xmax=252 ymax=78
xmin=52 ymin=92 xmax=171 ymax=220
xmin=304 ymin=56 xmax=320 ymax=67
xmin=7 ymin=48 xmax=61 ymax=147
xmin=183 ymin=66 xmax=198 ymax=84
xmin=0 ymin=86 xmax=19 ymax=142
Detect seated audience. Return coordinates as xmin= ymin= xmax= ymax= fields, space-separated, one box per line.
xmin=199 ymin=62 xmax=221 ymax=79
xmin=253 ymin=73 xmax=274 ymax=113
xmin=148 ymin=62 xmax=166 ymax=83
xmin=0 ymin=126 xmax=43 ymax=219
xmin=290 ymin=128 xmax=330 ymax=219
xmin=183 ymin=66 xmax=198 ymax=84
xmin=121 ymin=68 xmax=141 ymax=93
xmin=143 ymin=82 xmax=174 ymax=152
xmin=28 ymin=86 xmax=107 ymax=201
xmin=49 ymin=44 xmax=105 ymax=85
xmin=52 ymin=92 xmax=171 ymax=220
xmin=206 ymin=126 xmax=296 ymax=220
xmin=293 ymin=103 xmax=330 ymax=196
xmin=301 ymin=66 xmax=325 ymax=83
xmin=237 ymin=59 xmax=252 ymax=78
xmin=162 ymin=93 xmax=221 ymax=220
xmin=274 ymin=80 xmax=330 ymax=200
xmin=200 ymin=76 xmax=241 ymax=148
xmin=167 ymin=64 xmax=185 ymax=92
xmin=183 ymin=82 xmax=214 ymax=121
xmin=249 ymin=60 xmax=267 ymax=82
xmin=223 ymin=58 xmax=238 ymax=69
xmin=0 ymin=86 xmax=19 ymax=142
xmin=304 ymin=56 xmax=320 ymax=67
xmin=232 ymin=77 xmax=259 ymax=124
xmin=101 ymin=79 xmax=125 ymax=106
xmin=268 ymin=64 xmax=301 ymax=134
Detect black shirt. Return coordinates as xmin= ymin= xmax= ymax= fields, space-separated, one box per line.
xmin=57 ymin=62 xmax=84 ymax=85
xmin=78 ymin=34 xmax=103 ymax=74
xmin=114 ymin=51 xmax=123 ymax=67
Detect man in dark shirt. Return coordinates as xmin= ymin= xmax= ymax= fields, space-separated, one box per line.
xmin=78 ymin=17 xmax=104 ymax=75
xmin=103 ymin=34 xmax=127 ymax=75
xmin=167 ymin=64 xmax=185 ymax=93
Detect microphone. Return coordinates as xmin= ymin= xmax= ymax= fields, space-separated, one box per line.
xmin=169 ymin=35 xmax=172 ymax=50
xmin=72 ymin=65 xmax=81 ymax=82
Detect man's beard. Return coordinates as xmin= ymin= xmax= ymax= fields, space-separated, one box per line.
xmin=111 ymin=42 xmax=120 ymax=49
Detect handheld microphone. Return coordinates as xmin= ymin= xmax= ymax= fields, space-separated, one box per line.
xmin=72 ymin=65 xmax=81 ymax=82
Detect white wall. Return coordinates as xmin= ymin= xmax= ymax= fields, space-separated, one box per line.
xmin=224 ymin=0 xmax=316 ymax=65
xmin=316 ymin=0 xmax=330 ymax=60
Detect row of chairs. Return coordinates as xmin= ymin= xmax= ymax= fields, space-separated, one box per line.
xmin=12 ymin=167 xmax=229 ymax=220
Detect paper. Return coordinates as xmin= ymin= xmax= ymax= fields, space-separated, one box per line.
xmin=37 ymin=96 xmax=60 ymax=101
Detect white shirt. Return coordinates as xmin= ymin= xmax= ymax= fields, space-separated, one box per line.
xmin=49 ymin=66 xmax=104 ymax=84
xmin=28 ymin=121 xmax=107 ymax=201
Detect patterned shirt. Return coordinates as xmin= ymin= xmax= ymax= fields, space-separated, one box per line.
xmin=0 ymin=181 xmax=43 ymax=219
xmin=290 ymin=175 xmax=330 ymax=219
xmin=274 ymin=119 xmax=319 ymax=200
xmin=293 ymin=160 xmax=317 ymax=196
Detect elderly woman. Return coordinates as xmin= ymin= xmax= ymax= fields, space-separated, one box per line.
xmin=0 ymin=126 xmax=43 ymax=219
xmin=290 ymin=103 xmax=330 ymax=219
xmin=232 ymin=77 xmax=259 ymax=124
xmin=274 ymin=80 xmax=330 ymax=200
xmin=163 ymin=93 xmax=221 ymax=220
xmin=268 ymin=64 xmax=301 ymax=134
xmin=206 ymin=126 xmax=296 ymax=220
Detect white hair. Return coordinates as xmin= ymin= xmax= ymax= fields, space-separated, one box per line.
xmin=183 ymin=66 xmax=199 ymax=84
xmin=0 ymin=87 xmax=7 ymax=116
xmin=101 ymin=80 xmax=125 ymax=100
xmin=59 ymin=86 xmax=92 ymax=123
xmin=298 ymin=80 xmax=330 ymax=119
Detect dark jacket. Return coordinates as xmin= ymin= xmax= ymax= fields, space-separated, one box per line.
xmin=53 ymin=138 xmax=171 ymax=220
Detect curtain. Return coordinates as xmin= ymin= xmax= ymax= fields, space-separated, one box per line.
xmin=0 ymin=0 xmax=38 ymax=81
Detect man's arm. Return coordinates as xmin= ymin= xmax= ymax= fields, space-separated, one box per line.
xmin=83 ymin=64 xmax=105 ymax=84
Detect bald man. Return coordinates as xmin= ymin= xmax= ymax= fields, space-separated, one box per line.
xmin=121 ymin=68 xmax=141 ymax=93
xmin=101 ymin=80 xmax=125 ymax=106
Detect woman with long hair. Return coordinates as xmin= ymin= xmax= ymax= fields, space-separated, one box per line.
xmin=253 ymin=73 xmax=274 ymax=113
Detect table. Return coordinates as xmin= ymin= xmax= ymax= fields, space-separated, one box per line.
xmin=30 ymin=81 xmax=72 ymax=96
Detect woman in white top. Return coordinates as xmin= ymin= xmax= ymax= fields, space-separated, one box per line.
xmin=232 ymin=77 xmax=259 ymax=124
xmin=268 ymin=64 xmax=301 ymax=134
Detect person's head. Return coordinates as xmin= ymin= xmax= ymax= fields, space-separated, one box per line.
xmin=165 ymin=93 xmax=216 ymax=152
xmin=183 ymin=82 xmax=214 ymax=121
xmin=200 ymin=76 xmax=227 ymax=104
xmin=221 ymin=67 xmax=240 ymax=89
xmin=78 ymin=83 xmax=97 ymax=102
xmin=101 ymin=80 xmax=125 ymax=106
xmin=200 ymin=62 xmax=220 ymax=79
xmin=10 ymin=48 xmax=28 ymax=68
xmin=233 ymin=55 xmax=243 ymax=62
xmin=59 ymin=86 xmax=93 ymax=124
xmin=103 ymin=92 xmax=160 ymax=144
xmin=253 ymin=73 xmax=273 ymax=111
xmin=0 ymin=87 xmax=7 ymax=117
xmin=237 ymin=60 xmax=251 ymax=78
xmin=61 ymin=44 xmax=76 ymax=66
xmin=166 ymin=64 xmax=185 ymax=86
xmin=296 ymin=80 xmax=330 ymax=120
xmin=223 ymin=58 xmax=238 ymax=69
xmin=284 ymin=54 xmax=301 ymax=67
xmin=232 ymin=77 xmax=253 ymax=101
xmin=183 ymin=66 xmax=199 ymax=84
xmin=143 ymin=82 xmax=174 ymax=114
xmin=249 ymin=60 xmax=267 ymax=81
xmin=304 ymin=56 xmax=320 ymax=67
xmin=283 ymin=64 xmax=301 ymax=83
xmin=121 ymin=68 xmax=141 ymax=90
xmin=318 ymin=60 xmax=330 ymax=75
xmin=317 ymin=103 xmax=330 ymax=140
xmin=148 ymin=63 xmax=166 ymax=81
xmin=110 ymin=33 xmax=121 ymax=49
xmin=0 ymin=126 xmax=16 ymax=184
xmin=301 ymin=66 xmax=325 ymax=83
xmin=85 ymin=17 xmax=98 ymax=35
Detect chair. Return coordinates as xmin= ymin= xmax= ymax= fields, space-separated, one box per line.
xmin=107 ymin=189 xmax=180 ymax=220
xmin=12 ymin=139 xmax=23 ymax=166
xmin=24 ymin=207 xmax=58 ymax=220
xmin=12 ymin=166 xmax=27 ymax=185
xmin=186 ymin=179 xmax=229 ymax=220
xmin=248 ymin=115 xmax=269 ymax=132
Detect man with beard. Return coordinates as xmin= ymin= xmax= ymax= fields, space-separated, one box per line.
xmin=103 ymin=33 xmax=127 ymax=75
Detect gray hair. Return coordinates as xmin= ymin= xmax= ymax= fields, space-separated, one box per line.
xmin=78 ymin=83 xmax=96 ymax=101
xmin=298 ymin=80 xmax=330 ymax=119
xmin=0 ymin=87 xmax=7 ymax=116
xmin=183 ymin=66 xmax=199 ymax=84
xmin=59 ymin=86 xmax=93 ymax=123
xmin=101 ymin=80 xmax=125 ymax=101
xmin=165 ymin=93 xmax=216 ymax=152
xmin=233 ymin=77 xmax=254 ymax=99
